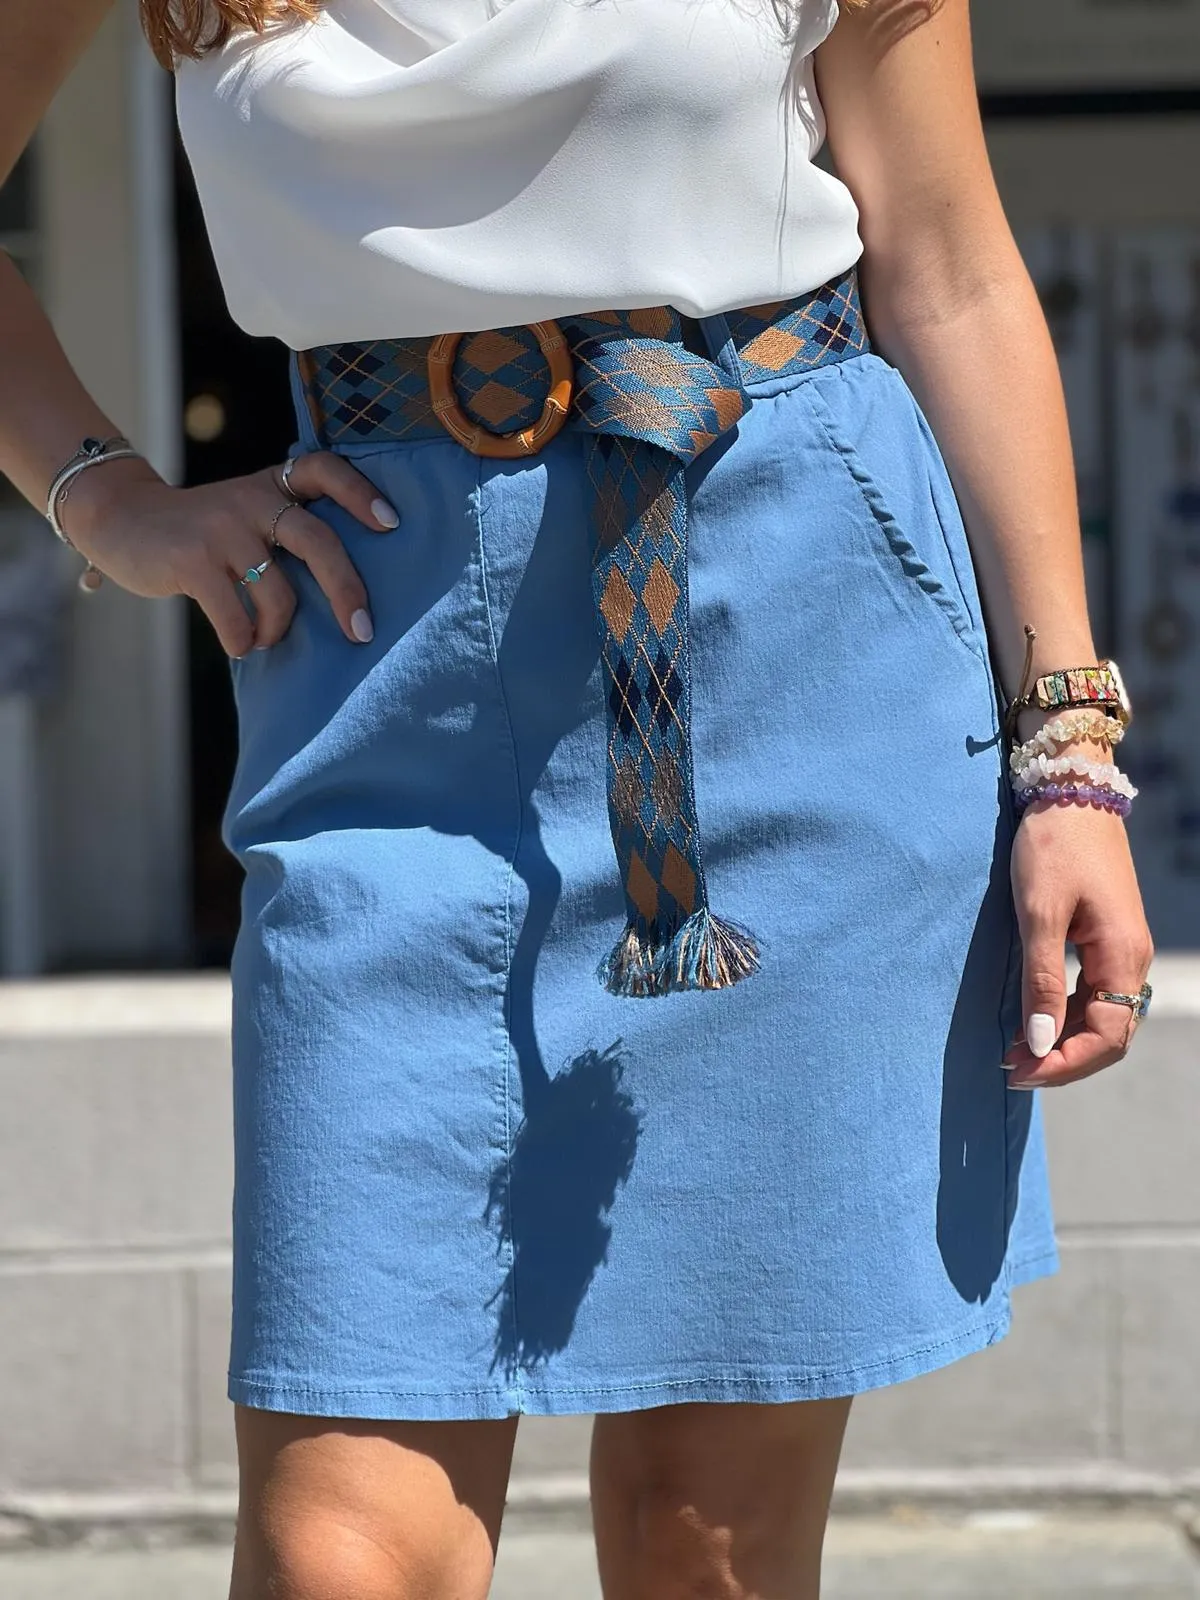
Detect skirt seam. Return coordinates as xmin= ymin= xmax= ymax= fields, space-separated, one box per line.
xmin=474 ymin=470 xmax=525 ymax=1405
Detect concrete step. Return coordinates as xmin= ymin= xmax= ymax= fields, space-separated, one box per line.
xmin=0 ymin=1513 xmax=1196 ymax=1599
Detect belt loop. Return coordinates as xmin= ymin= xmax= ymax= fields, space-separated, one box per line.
xmin=696 ymin=311 xmax=742 ymax=385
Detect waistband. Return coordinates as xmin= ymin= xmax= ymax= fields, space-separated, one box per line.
xmin=297 ymin=266 xmax=870 ymax=451
xmin=294 ymin=269 xmax=869 ymax=1000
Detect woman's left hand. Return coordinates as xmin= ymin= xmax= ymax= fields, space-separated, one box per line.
xmin=1003 ymin=796 xmax=1154 ymax=1088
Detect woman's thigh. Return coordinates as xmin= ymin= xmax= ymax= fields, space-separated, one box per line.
xmin=230 ymin=1405 xmax=519 ymax=1600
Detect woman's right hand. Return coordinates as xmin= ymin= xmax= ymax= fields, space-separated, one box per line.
xmin=61 ymin=451 xmax=400 ymax=657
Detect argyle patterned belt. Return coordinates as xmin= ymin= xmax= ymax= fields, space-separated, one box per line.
xmin=297 ymin=266 xmax=870 ymax=996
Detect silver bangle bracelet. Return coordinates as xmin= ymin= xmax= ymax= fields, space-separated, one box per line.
xmin=45 ymin=436 xmax=142 ymax=592
xmin=45 ymin=436 xmax=141 ymax=546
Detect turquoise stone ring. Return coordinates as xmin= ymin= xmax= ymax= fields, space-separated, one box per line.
xmin=240 ymin=557 xmax=274 ymax=587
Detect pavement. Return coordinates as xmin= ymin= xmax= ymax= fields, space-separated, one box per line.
xmin=0 ymin=1511 xmax=1198 ymax=1599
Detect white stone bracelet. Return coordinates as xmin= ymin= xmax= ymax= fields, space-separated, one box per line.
xmin=1012 ymin=752 xmax=1138 ymax=799
xmin=1008 ymin=709 xmax=1126 ymax=777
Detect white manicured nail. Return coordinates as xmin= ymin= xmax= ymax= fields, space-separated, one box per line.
xmin=1027 ymin=1013 xmax=1058 ymax=1059
xmin=350 ymin=608 xmax=374 ymax=643
xmin=371 ymin=497 xmax=399 ymax=529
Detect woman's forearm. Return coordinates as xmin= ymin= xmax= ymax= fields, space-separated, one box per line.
xmin=0 ymin=247 xmax=146 ymax=513
xmin=0 ymin=0 xmax=121 ymax=509
xmin=816 ymin=0 xmax=1101 ymax=708
xmin=861 ymin=252 xmax=1098 ymax=703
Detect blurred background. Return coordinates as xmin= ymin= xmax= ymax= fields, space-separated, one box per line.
xmin=0 ymin=0 xmax=1198 ymax=1594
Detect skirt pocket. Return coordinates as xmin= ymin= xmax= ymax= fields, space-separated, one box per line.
xmin=795 ymin=355 xmax=991 ymax=672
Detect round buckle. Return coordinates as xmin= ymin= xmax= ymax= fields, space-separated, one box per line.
xmin=427 ymin=320 xmax=574 ymax=458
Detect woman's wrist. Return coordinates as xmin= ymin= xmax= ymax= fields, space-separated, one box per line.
xmin=56 ymin=454 xmax=166 ymax=553
xmin=1008 ymin=694 xmax=1137 ymax=824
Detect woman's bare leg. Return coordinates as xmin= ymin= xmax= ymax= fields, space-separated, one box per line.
xmin=228 ymin=1405 xmax=519 ymax=1600
xmin=590 ymin=1398 xmax=851 ymax=1600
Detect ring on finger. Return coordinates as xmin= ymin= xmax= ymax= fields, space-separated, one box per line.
xmin=280 ymin=455 xmax=305 ymax=502
xmin=239 ymin=556 xmax=275 ymax=587
xmin=1093 ymin=981 xmax=1153 ymax=1021
xmin=268 ymin=500 xmax=295 ymax=548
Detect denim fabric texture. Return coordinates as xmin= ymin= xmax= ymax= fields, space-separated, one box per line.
xmin=221 ymin=321 xmax=1058 ymax=1420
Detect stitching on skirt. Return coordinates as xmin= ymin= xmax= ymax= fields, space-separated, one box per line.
xmin=793 ymin=371 xmax=986 ymax=667
xmin=473 ymin=469 xmax=525 ymax=1402
xmin=227 ymin=1308 xmax=1013 ymax=1402
xmin=1009 ymin=1247 xmax=1059 ymax=1275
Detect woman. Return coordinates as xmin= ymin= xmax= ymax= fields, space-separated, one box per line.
xmin=1 ymin=1 xmax=1154 ymax=1595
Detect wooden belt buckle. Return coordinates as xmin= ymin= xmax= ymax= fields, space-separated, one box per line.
xmin=427 ymin=320 xmax=574 ymax=458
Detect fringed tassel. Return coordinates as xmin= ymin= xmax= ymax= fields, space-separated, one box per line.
xmin=601 ymin=909 xmax=761 ymax=997
xmin=657 ymin=908 xmax=760 ymax=993
xmin=599 ymin=924 xmax=661 ymax=998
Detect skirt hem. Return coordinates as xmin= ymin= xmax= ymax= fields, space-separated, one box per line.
xmin=226 ymin=1262 xmax=1057 ymax=1422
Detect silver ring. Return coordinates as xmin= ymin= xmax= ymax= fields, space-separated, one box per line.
xmin=1093 ymin=981 xmax=1152 ymax=1021
xmin=239 ymin=556 xmax=275 ymax=587
xmin=280 ymin=455 xmax=304 ymax=502
xmin=268 ymin=501 xmax=294 ymax=548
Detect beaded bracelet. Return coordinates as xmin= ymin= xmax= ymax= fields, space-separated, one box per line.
xmin=1015 ymin=781 xmax=1132 ymax=819
xmin=1013 ymin=753 xmax=1138 ymax=800
xmin=1008 ymin=709 xmax=1125 ymax=777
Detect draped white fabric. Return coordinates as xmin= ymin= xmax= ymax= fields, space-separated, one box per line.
xmin=175 ymin=0 xmax=863 ymax=346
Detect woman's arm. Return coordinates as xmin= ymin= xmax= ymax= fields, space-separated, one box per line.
xmin=0 ymin=0 xmax=112 ymax=174
xmin=816 ymin=0 xmax=1153 ymax=1086
xmin=0 ymin=0 xmax=395 ymax=654
xmin=816 ymin=0 xmax=1093 ymax=700
xmin=0 ymin=0 xmax=130 ymax=501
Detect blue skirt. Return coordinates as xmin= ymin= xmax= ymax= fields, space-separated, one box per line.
xmin=222 ymin=321 xmax=1058 ymax=1420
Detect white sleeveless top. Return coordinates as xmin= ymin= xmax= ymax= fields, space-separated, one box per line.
xmin=174 ymin=0 xmax=863 ymax=349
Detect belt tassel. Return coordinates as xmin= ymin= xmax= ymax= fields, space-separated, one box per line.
xmin=576 ymin=341 xmax=761 ymax=997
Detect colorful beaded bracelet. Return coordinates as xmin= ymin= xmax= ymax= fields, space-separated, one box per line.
xmin=1015 ymin=781 xmax=1133 ymax=819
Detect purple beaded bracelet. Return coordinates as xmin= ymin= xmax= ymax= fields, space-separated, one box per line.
xmin=1015 ymin=780 xmax=1132 ymax=819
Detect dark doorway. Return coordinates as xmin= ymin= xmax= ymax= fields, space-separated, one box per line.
xmin=174 ymin=133 xmax=296 ymax=965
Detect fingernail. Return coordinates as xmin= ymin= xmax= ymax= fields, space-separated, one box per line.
xmin=350 ymin=608 xmax=374 ymax=643
xmin=1008 ymin=1081 xmax=1038 ymax=1091
xmin=1001 ymin=1061 xmax=1019 ymax=1072
xmin=371 ymin=497 xmax=399 ymax=530
xmin=1027 ymin=1013 xmax=1058 ymax=1058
